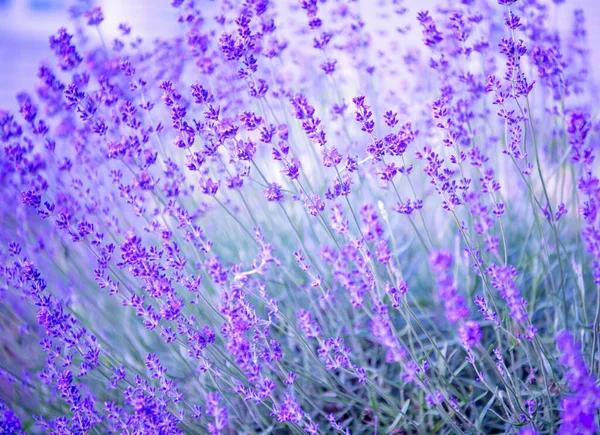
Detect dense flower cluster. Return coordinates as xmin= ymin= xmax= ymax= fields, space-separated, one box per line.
xmin=0 ymin=0 xmax=599 ymax=433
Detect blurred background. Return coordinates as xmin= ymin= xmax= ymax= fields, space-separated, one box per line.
xmin=0 ymin=0 xmax=181 ymax=110
xmin=0 ymin=0 xmax=598 ymax=112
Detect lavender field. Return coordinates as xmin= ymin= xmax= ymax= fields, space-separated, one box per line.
xmin=0 ymin=0 xmax=599 ymax=433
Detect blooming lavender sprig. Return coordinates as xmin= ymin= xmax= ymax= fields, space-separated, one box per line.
xmin=0 ymin=0 xmax=598 ymax=433
xmin=556 ymin=331 xmax=600 ymax=434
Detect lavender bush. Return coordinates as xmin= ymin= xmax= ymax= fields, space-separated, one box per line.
xmin=0 ymin=0 xmax=599 ymax=433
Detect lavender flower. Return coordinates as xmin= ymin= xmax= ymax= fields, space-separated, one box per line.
xmin=458 ymin=320 xmax=482 ymax=350
xmin=429 ymin=250 xmax=469 ymax=323
xmin=556 ymin=331 xmax=600 ymax=434
xmin=0 ymin=1 xmax=597 ymax=433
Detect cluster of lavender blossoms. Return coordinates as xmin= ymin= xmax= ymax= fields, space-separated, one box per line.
xmin=1 ymin=0 xmax=599 ymax=433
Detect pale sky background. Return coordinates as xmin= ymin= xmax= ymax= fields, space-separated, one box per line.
xmin=0 ymin=0 xmax=598 ymax=111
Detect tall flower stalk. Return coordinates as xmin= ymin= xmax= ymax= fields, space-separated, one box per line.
xmin=0 ymin=0 xmax=599 ymax=433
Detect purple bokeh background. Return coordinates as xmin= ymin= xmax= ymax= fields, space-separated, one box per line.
xmin=1 ymin=0 xmax=598 ymax=112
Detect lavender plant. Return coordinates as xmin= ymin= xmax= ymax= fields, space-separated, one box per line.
xmin=0 ymin=0 xmax=599 ymax=433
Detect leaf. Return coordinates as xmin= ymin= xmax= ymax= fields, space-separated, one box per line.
xmin=386 ymin=400 xmax=410 ymax=433
xmin=478 ymin=390 xmax=497 ymax=430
